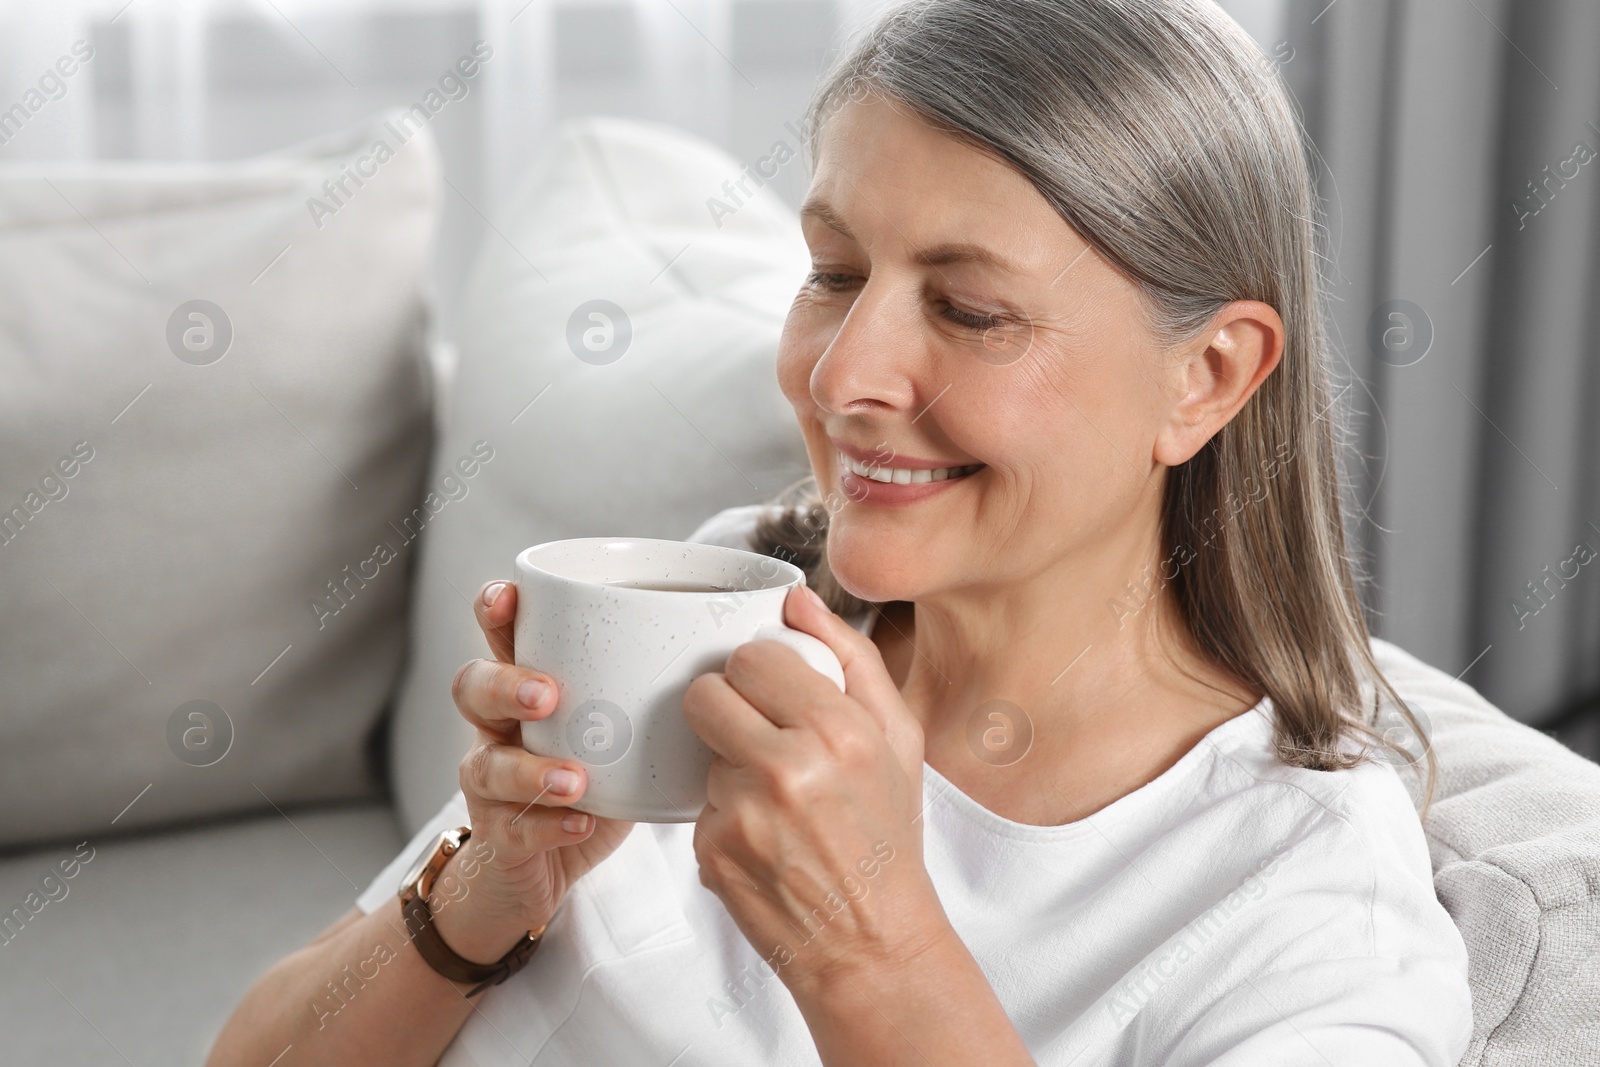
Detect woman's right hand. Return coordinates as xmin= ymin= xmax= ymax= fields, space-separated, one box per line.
xmin=429 ymin=580 xmax=636 ymax=965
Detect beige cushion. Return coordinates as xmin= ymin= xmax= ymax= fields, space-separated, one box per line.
xmin=0 ymin=111 xmax=437 ymax=848
xmin=1374 ymin=638 xmax=1600 ymax=1065
xmin=384 ymin=116 xmax=812 ymax=833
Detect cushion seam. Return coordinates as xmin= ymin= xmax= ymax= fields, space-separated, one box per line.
xmin=1463 ymin=858 xmax=1545 ymax=1050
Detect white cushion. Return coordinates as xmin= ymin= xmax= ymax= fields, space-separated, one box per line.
xmin=1373 ymin=638 xmax=1600 ymax=1066
xmin=0 ymin=111 xmax=437 ymax=847
xmin=386 ymin=116 xmax=811 ymax=832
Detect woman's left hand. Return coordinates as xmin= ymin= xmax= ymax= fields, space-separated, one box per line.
xmin=683 ymin=583 xmax=947 ymax=994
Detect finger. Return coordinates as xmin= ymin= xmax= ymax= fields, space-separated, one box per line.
xmin=720 ymin=639 xmax=844 ymax=730
xmin=478 ymin=798 xmax=598 ymax=853
xmin=460 ymin=742 xmax=588 ymax=807
xmin=782 ymin=585 xmax=902 ymax=712
xmin=682 ymin=671 xmax=779 ymax=765
xmin=690 ymin=797 xmax=759 ymax=894
xmin=475 ymin=580 xmax=518 ymax=664
xmin=451 ymin=657 xmax=558 ymax=741
xmin=782 ymin=584 xmax=918 ymax=748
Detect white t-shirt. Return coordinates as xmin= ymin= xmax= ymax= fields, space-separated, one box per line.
xmin=356 ymin=504 xmax=1472 ymax=1066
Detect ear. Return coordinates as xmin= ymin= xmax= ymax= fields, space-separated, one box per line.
xmin=1153 ymin=300 xmax=1284 ymax=466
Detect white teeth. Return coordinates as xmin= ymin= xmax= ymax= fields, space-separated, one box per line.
xmin=840 ymin=452 xmax=982 ymax=485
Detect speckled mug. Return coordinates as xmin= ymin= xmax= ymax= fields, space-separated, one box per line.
xmin=514 ymin=537 xmax=846 ymax=823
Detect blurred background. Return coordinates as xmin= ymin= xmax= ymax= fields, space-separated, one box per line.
xmin=5 ymin=0 xmax=1596 ymax=744
xmin=6 ymin=0 xmax=1593 ymax=742
xmin=1 ymin=0 xmax=1598 ymax=1062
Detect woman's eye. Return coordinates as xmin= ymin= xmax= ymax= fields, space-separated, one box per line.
xmin=941 ymin=303 xmax=1007 ymax=332
xmin=806 ymin=270 xmax=859 ymax=291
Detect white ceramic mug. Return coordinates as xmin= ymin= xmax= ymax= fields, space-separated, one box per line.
xmin=513 ymin=537 xmax=846 ymax=823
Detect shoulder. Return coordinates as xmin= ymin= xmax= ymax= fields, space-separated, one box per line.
xmin=1208 ymin=709 xmax=1436 ymax=896
xmin=1184 ymin=709 xmax=1463 ymax=989
xmin=1146 ymin=714 xmax=1471 ymax=1061
xmin=685 ymin=503 xmax=789 ymax=552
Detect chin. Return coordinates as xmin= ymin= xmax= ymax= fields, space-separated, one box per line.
xmin=825 ymin=511 xmax=927 ymax=604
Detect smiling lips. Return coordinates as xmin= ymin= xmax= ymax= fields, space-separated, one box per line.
xmin=832 ymin=441 xmax=986 ymax=503
xmin=839 ymin=451 xmax=983 ymax=485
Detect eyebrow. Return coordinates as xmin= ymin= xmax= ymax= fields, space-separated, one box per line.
xmin=798 ymin=197 xmax=1021 ymax=274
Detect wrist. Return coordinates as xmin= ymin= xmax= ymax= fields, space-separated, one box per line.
xmin=786 ymin=900 xmax=960 ymax=1005
xmin=422 ymin=852 xmax=534 ymax=967
xmin=789 ymin=912 xmax=1034 ymax=1067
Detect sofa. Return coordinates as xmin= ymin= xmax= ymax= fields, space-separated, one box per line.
xmin=0 ymin=113 xmax=1595 ymax=1067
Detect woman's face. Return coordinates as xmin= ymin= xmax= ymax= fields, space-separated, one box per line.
xmin=778 ymin=93 xmax=1205 ymax=607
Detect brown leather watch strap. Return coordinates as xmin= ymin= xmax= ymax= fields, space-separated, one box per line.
xmin=399 ymin=827 xmax=547 ymax=998
xmin=402 ymin=892 xmax=544 ymax=997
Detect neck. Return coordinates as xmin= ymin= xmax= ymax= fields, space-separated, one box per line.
xmin=881 ymin=519 xmax=1256 ymax=798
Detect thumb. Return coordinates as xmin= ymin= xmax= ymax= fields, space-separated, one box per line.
xmin=475 ymin=580 xmax=518 ymax=663
xmin=782 ymin=584 xmax=921 ymax=758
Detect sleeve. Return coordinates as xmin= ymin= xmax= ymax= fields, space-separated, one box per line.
xmin=355 ymin=789 xmax=472 ymax=914
xmin=1159 ymin=769 xmax=1473 ymax=1067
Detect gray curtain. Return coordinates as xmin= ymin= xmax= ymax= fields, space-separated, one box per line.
xmin=1286 ymin=0 xmax=1600 ymax=755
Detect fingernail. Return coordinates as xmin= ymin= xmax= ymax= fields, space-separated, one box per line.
xmin=561 ymin=812 xmax=590 ymax=833
xmin=802 ymin=584 xmax=825 ymax=610
xmin=545 ymin=768 xmax=581 ymax=795
xmin=483 ymin=581 xmax=508 ymax=607
xmin=517 ymin=678 xmax=549 ymax=709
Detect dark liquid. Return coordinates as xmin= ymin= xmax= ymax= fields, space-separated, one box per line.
xmin=605 ymin=579 xmax=731 ymax=593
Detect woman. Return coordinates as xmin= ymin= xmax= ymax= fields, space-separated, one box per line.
xmin=211 ymin=0 xmax=1471 ymax=1063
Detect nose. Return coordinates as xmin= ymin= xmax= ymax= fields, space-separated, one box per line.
xmin=809 ymin=278 xmax=920 ymax=417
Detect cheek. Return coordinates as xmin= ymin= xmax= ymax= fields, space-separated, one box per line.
xmin=775 ymin=312 xmax=822 ymax=410
xmin=1018 ymin=356 xmax=1163 ymax=522
xmin=777 ymin=292 xmax=852 ymax=417
xmin=962 ymin=349 xmax=1130 ymax=506
xmin=775 ymin=341 xmax=811 ymax=408
xmin=956 ymin=355 xmax=1068 ymax=468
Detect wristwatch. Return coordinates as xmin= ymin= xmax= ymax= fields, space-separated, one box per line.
xmin=397 ymin=826 xmax=546 ymax=997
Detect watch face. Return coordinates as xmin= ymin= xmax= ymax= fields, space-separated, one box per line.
xmin=398 ymin=838 xmax=435 ymax=897
xmin=399 ymin=829 xmax=456 ymax=896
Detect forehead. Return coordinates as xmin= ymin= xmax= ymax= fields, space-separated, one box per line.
xmin=803 ymin=94 xmax=1089 ymax=271
xmin=810 ymin=95 xmax=1037 ymax=212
